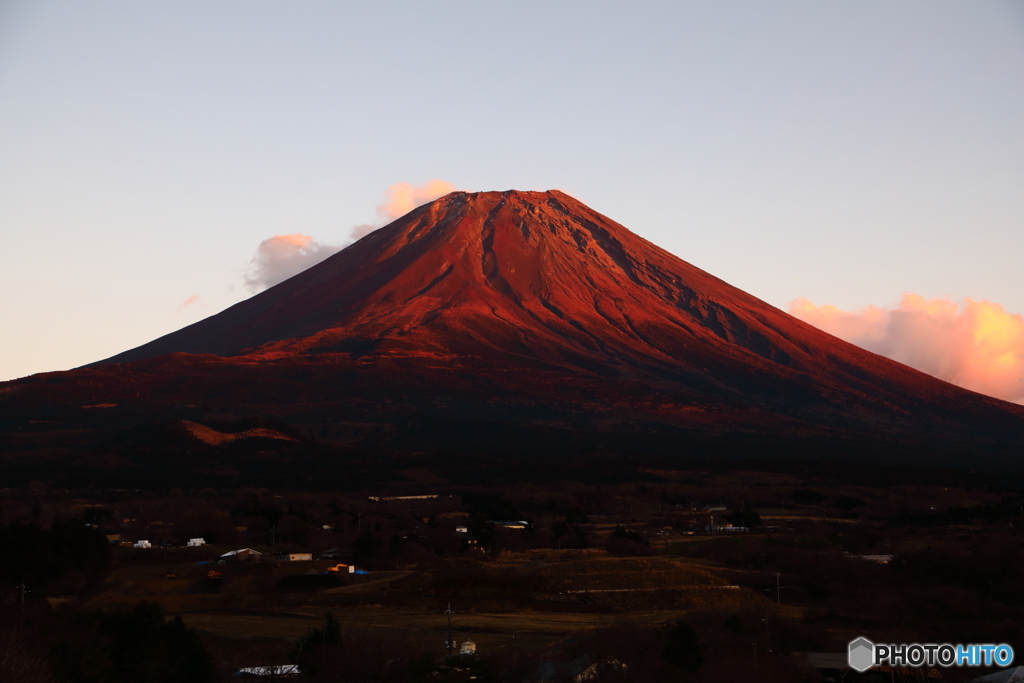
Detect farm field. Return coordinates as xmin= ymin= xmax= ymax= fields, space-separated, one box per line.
xmin=99 ymin=551 xmax=774 ymax=662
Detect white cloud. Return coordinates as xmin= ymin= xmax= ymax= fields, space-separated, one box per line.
xmin=349 ymin=179 xmax=458 ymax=240
xmin=791 ymin=293 xmax=1024 ymax=404
xmin=243 ymin=233 xmax=340 ymax=291
xmin=242 ymin=180 xmax=459 ymax=292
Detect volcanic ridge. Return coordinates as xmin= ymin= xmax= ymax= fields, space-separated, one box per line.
xmin=4 ymin=190 xmax=1024 ymax=474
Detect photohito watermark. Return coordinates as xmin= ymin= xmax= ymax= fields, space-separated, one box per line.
xmin=848 ymin=637 xmax=1014 ymax=673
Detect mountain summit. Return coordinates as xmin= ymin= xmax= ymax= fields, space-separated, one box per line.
xmin=8 ymin=190 xmax=1024 ymax=471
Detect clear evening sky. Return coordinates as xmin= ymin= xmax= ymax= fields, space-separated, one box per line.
xmin=1 ymin=2 xmax=1022 ymax=399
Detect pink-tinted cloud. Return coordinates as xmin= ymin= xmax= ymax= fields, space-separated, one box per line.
xmin=244 ymin=233 xmax=340 ymax=291
xmin=350 ymin=179 xmax=458 ymax=240
xmin=243 ymin=181 xmax=459 ymax=291
xmin=790 ymin=294 xmax=1024 ymax=404
xmin=176 ymin=294 xmax=200 ymax=313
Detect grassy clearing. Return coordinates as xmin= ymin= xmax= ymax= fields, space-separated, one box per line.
xmin=539 ymin=556 xmax=726 ymax=591
xmin=183 ymin=604 xmax=710 ymax=655
xmin=96 ymin=551 xmax=774 ymax=659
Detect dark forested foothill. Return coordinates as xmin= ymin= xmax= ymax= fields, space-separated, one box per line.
xmin=791 ymin=489 xmax=827 ymax=506
xmin=459 ymin=494 xmax=524 ymax=521
xmin=51 ymin=602 xmax=216 ymax=683
xmin=0 ymin=519 xmax=110 ymax=591
xmin=0 ymin=601 xmax=215 ymax=683
xmin=888 ymin=494 xmax=1024 ymax=527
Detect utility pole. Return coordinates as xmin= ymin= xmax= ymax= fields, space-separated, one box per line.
xmin=17 ymin=583 xmax=28 ymax=627
xmin=444 ymin=602 xmax=455 ymax=659
xmin=776 ymin=573 xmax=781 ymax=604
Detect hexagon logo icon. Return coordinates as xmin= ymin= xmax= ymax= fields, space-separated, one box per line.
xmin=848 ymin=637 xmax=875 ymax=673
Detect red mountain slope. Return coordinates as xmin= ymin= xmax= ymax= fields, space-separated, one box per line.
xmin=6 ymin=190 xmax=1024 ymax=468
xmin=101 ymin=191 xmax=1016 ymax=412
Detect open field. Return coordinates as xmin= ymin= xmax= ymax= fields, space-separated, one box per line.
xmin=82 ymin=549 xmax=774 ymax=661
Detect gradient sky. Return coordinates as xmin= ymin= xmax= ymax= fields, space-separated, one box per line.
xmin=2 ymin=1 xmax=1022 ymax=383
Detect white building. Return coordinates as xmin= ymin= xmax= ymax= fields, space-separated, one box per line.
xmin=187 ymin=538 xmax=205 ymax=546
xmin=489 ymin=520 xmax=529 ymax=529
xmin=855 ymin=554 xmax=894 ymax=564
xmin=274 ymin=552 xmax=313 ymax=562
xmin=221 ymin=548 xmax=262 ymax=563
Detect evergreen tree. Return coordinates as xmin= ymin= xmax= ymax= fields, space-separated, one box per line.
xmin=289 ymin=611 xmax=343 ymax=678
xmin=661 ymin=620 xmax=703 ymax=672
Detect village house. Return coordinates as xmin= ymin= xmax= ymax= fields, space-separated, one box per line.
xmin=489 ymin=520 xmax=530 ymax=529
xmin=220 ymin=548 xmax=262 ymax=563
xmin=273 ymin=551 xmax=313 ymax=562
